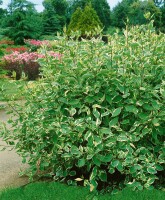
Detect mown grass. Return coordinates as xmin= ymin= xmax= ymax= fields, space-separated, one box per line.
xmin=0 ymin=182 xmax=164 ymax=200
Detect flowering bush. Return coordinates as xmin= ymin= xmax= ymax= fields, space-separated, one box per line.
xmin=3 ymin=51 xmax=61 ymax=80
xmin=5 ymin=46 xmax=28 ymax=53
xmin=24 ymin=39 xmax=50 ymax=52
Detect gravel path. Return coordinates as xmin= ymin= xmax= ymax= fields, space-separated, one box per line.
xmin=0 ymin=105 xmax=28 ymax=189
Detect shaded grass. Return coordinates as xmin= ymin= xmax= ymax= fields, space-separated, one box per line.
xmin=0 ymin=182 xmax=164 ymax=200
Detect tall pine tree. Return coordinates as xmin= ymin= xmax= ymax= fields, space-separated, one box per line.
xmin=92 ymin=0 xmax=111 ymax=30
xmin=42 ymin=0 xmax=68 ymax=35
xmin=3 ymin=0 xmax=43 ymax=44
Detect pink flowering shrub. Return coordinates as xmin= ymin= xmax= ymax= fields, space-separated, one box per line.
xmin=24 ymin=39 xmax=43 ymax=46
xmin=3 ymin=51 xmax=61 ymax=80
xmin=5 ymin=46 xmax=28 ymax=53
xmin=24 ymin=39 xmax=50 ymax=52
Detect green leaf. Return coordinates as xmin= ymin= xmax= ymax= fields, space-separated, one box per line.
xmin=53 ymin=135 xmax=58 ymax=143
xmin=94 ymin=136 xmax=102 ymax=146
xmin=101 ymin=110 xmax=111 ymax=117
xmin=147 ymin=167 xmax=157 ymax=174
xmin=117 ymin=134 xmax=128 ymax=142
xmin=93 ymin=109 xmax=100 ymax=118
xmin=108 ymin=168 xmax=115 ymax=174
xmin=71 ymin=146 xmax=80 ymax=155
xmin=125 ymin=105 xmax=138 ymax=114
xmin=85 ymin=96 xmax=95 ymax=103
xmin=147 ymin=177 xmax=156 ymax=185
xmin=99 ymin=154 xmax=113 ymax=163
xmin=116 ymin=162 xmax=124 ymax=172
xmin=84 ymin=131 xmax=92 ymax=141
xmin=130 ymin=166 xmax=137 ymax=173
xmin=78 ymin=158 xmax=85 ymax=167
xmin=134 ymin=164 xmax=142 ymax=170
xmin=69 ymin=99 xmax=80 ymax=106
xmin=93 ymin=156 xmax=101 ymax=167
xmin=96 ymin=118 xmax=101 ymax=126
xmin=155 ymin=164 xmax=163 ymax=171
xmin=142 ymin=128 xmax=150 ymax=135
xmin=100 ymin=128 xmax=111 ymax=134
xmin=152 ymin=118 xmax=160 ymax=127
xmin=121 ymin=119 xmax=130 ymax=125
xmin=138 ymin=112 xmax=149 ymax=120
xmin=130 ymin=165 xmax=141 ymax=174
xmin=70 ymin=171 xmax=76 ymax=176
xmin=111 ymin=160 xmax=119 ymax=168
xmin=143 ymin=104 xmax=153 ymax=111
xmin=152 ymin=101 xmax=160 ymax=110
xmin=106 ymin=95 xmax=112 ymax=104
xmin=109 ymin=117 xmax=118 ymax=127
xmin=70 ymin=108 xmax=76 ymax=116
xmin=90 ymin=179 xmax=98 ymax=192
xmin=90 ymin=166 xmax=98 ymax=180
xmin=41 ymin=162 xmax=49 ymax=167
xmin=99 ymin=171 xmax=107 ymax=182
xmin=62 ymin=153 xmax=72 ymax=158
xmin=111 ymin=108 xmax=122 ymax=117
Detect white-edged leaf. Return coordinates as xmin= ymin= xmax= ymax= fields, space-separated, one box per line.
xmin=112 ymin=108 xmax=122 ymax=117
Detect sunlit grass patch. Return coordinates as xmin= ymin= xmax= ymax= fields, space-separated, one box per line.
xmin=0 ymin=182 xmax=164 ymax=200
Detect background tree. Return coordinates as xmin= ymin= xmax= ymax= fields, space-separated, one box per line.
xmin=42 ymin=0 xmax=68 ymax=35
xmin=71 ymin=0 xmax=90 ymax=11
xmin=68 ymin=3 xmax=102 ymax=37
xmin=160 ymin=2 xmax=165 ymax=32
xmin=92 ymin=0 xmax=111 ymax=31
xmin=67 ymin=7 xmax=82 ymax=34
xmin=0 ymin=2 xmax=7 ymax=27
xmin=153 ymin=0 xmax=164 ymax=7
xmin=2 ymin=0 xmax=43 ymax=44
xmin=42 ymin=0 xmax=61 ymax=35
xmin=111 ymin=0 xmax=135 ymax=29
xmin=111 ymin=0 xmax=163 ymax=31
xmin=0 ymin=2 xmax=6 ymax=38
xmin=129 ymin=0 xmax=162 ymax=29
xmin=68 ymin=0 xmax=111 ymax=31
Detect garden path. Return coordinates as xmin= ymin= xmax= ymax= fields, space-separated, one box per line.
xmin=0 ymin=105 xmax=28 ymax=189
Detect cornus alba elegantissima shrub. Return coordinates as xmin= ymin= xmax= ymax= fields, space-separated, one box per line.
xmin=0 ymin=21 xmax=164 ymax=193
xmin=3 ymin=51 xmax=61 ymax=80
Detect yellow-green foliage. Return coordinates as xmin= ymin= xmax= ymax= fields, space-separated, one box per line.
xmin=68 ymin=7 xmax=83 ymax=34
xmin=68 ymin=4 xmax=103 ymax=36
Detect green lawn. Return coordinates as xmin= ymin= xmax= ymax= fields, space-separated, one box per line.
xmin=0 ymin=182 xmax=164 ymax=200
